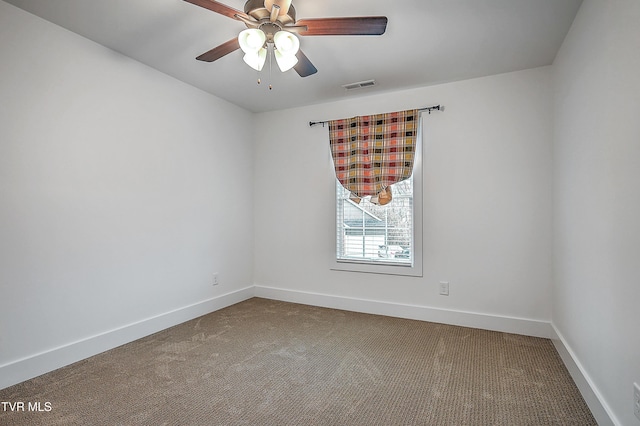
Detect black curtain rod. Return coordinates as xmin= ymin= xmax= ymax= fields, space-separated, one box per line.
xmin=309 ymin=105 xmax=445 ymax=127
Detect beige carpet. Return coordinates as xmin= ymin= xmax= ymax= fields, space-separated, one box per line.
xmin=0 ymin=298 xmax=595 ymax=425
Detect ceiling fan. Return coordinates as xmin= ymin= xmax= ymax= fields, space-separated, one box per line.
xmin=184 ymin=0 xmax=388 ymax=77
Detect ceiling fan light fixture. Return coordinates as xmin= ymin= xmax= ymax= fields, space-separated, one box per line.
xmin=238 ymin=28 xmax=266 ymax=54
xmin=243 ymin=48 xmax=267 ymax=71
xmin=273 ymin=31 xmax=300 ymax=56
xmin=274 ymin=49 xmax=298 ymax=72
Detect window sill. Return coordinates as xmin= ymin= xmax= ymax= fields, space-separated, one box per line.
xmin=330 ymin=258 xmax=423 ymax=277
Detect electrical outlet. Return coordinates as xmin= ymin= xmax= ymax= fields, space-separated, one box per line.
xmin=212 ymin=273 xmax=219 ymax=286
xmin=634 ymin=382 xmax=640 ymax=421
xmin=439 ymin=281 xmax=449 ymax=296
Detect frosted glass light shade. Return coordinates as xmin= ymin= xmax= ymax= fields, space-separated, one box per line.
xmin=243 ymin=48 xmax=267 ymax=71
xmin=273 ymin=31 xmax=300 ymax=56
xmin=238 ymin=29 xmax=266 ymax=54
xmin=275 ymin=49 xmax=298 ymax=72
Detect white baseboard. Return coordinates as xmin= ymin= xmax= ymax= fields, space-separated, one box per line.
xmin=0 ymin=286 xmax=254 ymax=390
xmin=254 ymin=285 xmax=553 ymax=338
xmin=550 ymin=324 xmax=618 ymax=426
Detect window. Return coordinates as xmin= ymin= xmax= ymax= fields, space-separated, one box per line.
xmin=331 ymin=128 xmax=423 ymax=277
xmin=336 ymin=178 xmax=413 ymax=264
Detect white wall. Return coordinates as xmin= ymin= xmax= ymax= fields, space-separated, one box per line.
xmin=254 ymin=67 xmax=553 ymax=333
xmin=552 ymin=0 xmax=640 ymax=424
xmin=0 ymin=1 xmax=254 ymax=387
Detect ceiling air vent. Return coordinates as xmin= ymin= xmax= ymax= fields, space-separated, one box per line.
xmin=342 ymin=79 xmax=376 ymax=90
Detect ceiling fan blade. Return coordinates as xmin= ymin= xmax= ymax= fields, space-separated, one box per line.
xmin=196 ymin=38 xmax=240 ymax=62
xmin=265 ymin=0 xmax=292 ymax=15
xmin=282 ymin=25 xmax=308 ymax=34
xmin=183 ymin=0 xmax=252 ymax=22
xmin=296 ymin=17 xmax=388 ymax=36
xmin=294 ymin=50 xmax=317 ymax=77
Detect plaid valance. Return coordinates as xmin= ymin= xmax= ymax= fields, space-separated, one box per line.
xmin=329 ymin=109 xmax=419 ymax=205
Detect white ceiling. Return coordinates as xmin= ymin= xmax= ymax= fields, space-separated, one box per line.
xmin=4 ymin=0 xmax=582 ymax=113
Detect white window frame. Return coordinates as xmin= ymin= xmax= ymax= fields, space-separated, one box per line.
xmin=329 ymin=119 xmax=423 ymax=277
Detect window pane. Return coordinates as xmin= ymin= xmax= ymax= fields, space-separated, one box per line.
xmin=336 ymin=178 xmax=413 ymax=265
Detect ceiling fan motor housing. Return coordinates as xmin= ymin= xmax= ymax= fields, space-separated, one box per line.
xmin=244 ymin=0 xmax=296 ymax=25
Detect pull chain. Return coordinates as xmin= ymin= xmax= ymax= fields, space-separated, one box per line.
xmin=268 ymin=43 xmax=273 ymax=90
